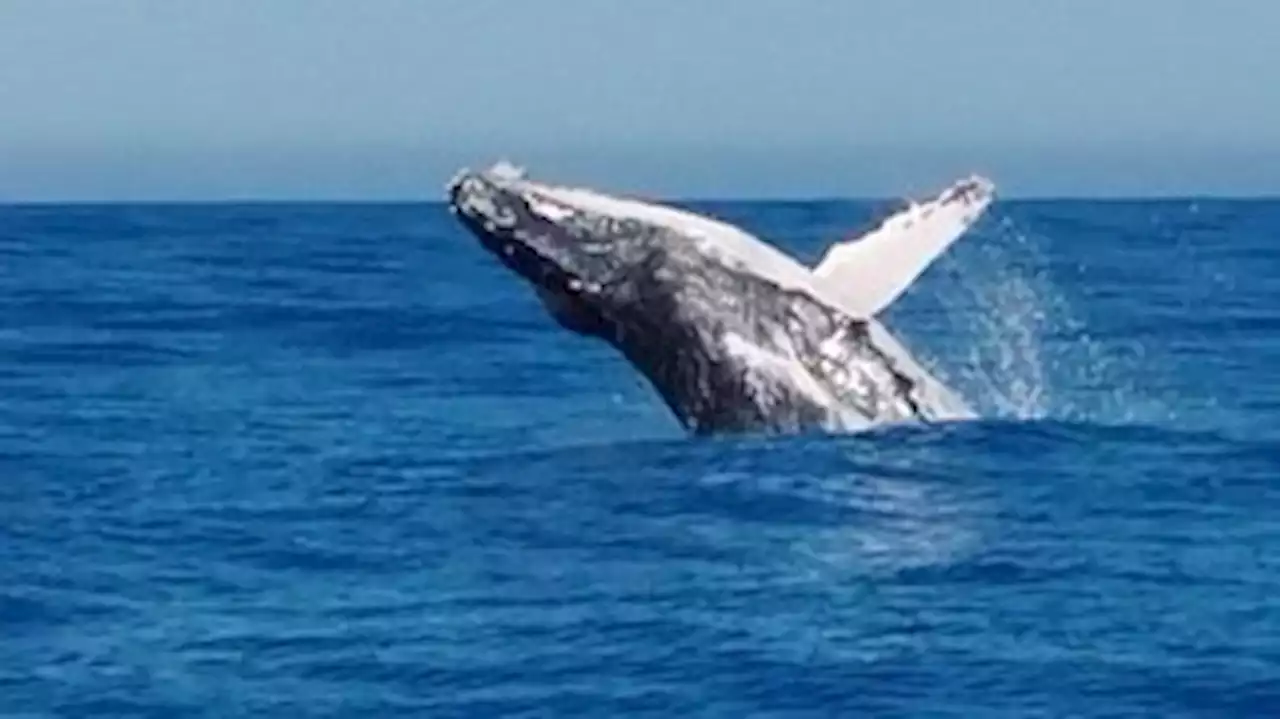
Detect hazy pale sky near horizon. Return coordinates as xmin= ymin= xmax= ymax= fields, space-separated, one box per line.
xmin=2 ymin=0 xmax=1278 ymax=200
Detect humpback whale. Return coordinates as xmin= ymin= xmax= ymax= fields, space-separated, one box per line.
xmin=446 ymin=161 xmax=995 ymax=436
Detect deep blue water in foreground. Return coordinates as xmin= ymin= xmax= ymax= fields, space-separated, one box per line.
xmin=2 ymin=196 xmax=1279 ymax=717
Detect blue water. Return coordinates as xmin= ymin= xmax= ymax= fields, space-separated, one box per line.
xmin=2 ymin=197 xmax=1279 ymax=717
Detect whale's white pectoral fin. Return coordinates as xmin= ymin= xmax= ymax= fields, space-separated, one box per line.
xmin=812 ymin=175 xmax=996 ymax=317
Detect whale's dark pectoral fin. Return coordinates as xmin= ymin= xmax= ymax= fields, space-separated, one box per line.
xmin=811 ymin=175 xmax=996 ymax=318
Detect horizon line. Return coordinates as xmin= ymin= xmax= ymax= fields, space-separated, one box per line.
xmin=4 ymin=191 xmax=1280 ymax=207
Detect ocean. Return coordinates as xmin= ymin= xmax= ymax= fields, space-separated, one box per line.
xmin=2 ymin=196 xmax=1278 ymax=717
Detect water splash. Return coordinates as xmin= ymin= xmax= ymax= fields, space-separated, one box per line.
xmin=912 ymin=210 xmax=1174 ymax=426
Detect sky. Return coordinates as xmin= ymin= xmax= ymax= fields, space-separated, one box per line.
xmin=1 ymin=0 xmax=1278 ymax=200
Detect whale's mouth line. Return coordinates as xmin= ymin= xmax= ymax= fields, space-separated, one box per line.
xmin=449 ymin=167 xmax=634 ymax=316
xmin=452 ymin=205 xmax=583 ymax=292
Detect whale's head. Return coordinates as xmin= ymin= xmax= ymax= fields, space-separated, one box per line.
xmin=446 ymin=163 xmax=668 ymax=336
